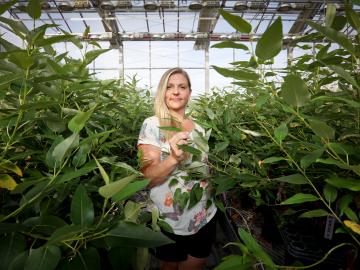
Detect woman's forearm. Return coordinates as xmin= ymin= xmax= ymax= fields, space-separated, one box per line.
xmin=142 ymin=155 xmax=179 ymax=187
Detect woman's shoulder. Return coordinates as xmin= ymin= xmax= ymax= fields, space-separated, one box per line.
xmin=143 ymin=115 xmax=160 ymax=126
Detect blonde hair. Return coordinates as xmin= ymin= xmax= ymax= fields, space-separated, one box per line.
xmin=154 ymin=68 xmax=192 ymax=139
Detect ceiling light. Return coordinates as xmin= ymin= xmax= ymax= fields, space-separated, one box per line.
xmin=116 ymin=0 xmax=132 ymax=8
xmin=277 ymin=3 xmax=296 ymax=12
xmin=160 ymin=0 xmax=175 ymax=8
xmin=40 ymin=1 xmax=51 ymax=10
xmin=100 ymin=1 xmax=115 ymax=10
xmin=233 ymin=1 xmax=247 ymax=11
xmin=144 ymin=1 xmax=159 ymax=10
xmin=247 ymin=1 xmax=266 ymax=10
xmin=189 ymin=0 xmax=203 ymax=10
xmin=203 ymin=1 xmax=220 ymax=8
xmin=74 ymin=0 xmax=91 ymax=8
xmin=58 ymin=1 xmax=74 ymax=11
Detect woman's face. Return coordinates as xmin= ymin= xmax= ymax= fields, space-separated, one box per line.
xmin=165 ymin=73 xmax=191 ymax=113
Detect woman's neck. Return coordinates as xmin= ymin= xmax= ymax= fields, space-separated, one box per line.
xmin=169 ymin=110 xmax=186 ymax=122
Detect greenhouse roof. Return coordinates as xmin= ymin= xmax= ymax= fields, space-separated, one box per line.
xmin=5 ymin=0 xmax=360 ymax=50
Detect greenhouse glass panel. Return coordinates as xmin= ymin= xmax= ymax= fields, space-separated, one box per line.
xmin=179 ymin=11 xmax=199 ymax=33
xmin=186 ymin=69 xmax=205 ymax=97
xmin=179 ymin=42 xmax=204 ymax=67
xmin=151 ymin=41 xmax=178 ymax=68
xmin=116 ymin=13 xmax=146 ymax=32
xmin=93 ymin=69 xmax=121 ymax=80
xmin=210 ymin=41 xmax=234 ymax=67
xmin=94 ymin=43 xmax=120 ymax=69
xmin=164 ymin=13 xmax=178 ymax=33
xmin=209 ymin=69 xmax=234 ymax=92
xmin=147 ymin=13 xmax=164 ymax=33
xmin=124 ymin=41 xmax=150 ymax=68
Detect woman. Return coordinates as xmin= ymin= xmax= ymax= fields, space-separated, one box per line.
xmin=137 ymin=68 xmax=217 ymax=270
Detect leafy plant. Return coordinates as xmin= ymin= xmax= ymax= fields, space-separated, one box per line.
xmin=196 ymin=5 xmax=360 ymax=268
xmin=0 ymin=1 xmax=170 ymax=269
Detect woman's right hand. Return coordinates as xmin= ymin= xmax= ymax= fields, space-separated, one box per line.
xmin=168 ymin=131 xmax=190 ymax=162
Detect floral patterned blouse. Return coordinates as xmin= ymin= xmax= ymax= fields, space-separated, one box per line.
xmin=138 ymin=116 xmax=217 ymax=235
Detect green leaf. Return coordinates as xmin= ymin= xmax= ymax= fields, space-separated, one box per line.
xmin=0 ymin=17 xmax=28 ymax=38
xmin=37 ymin=35 xmax=76 ymax=47
xmin=256 ymin=17 xmax=283 ymax=61
xmin=8 ymin=51 xmax=35 ymax=70
xmin=192 ymin=129 xmax=210 ymax=152
xmin=300 ymin=148 xmax=324 ymax=169
xmin=214 ymin=177 xmax=237 ymax=195
xmin=219 ymin=9 xmax=251 ymax=33
xmin=124 ymin=201 xmax=142 ymax=223
xmin=23 ymin=216 xmax=67 ymax=236
xmin=274 ymin=174 xmax=307 ymax=185
xmin=211 ymin=41 xmax=248 ymax=50
xmin=214 ymin=141 xmax=229 ymax=152
xmin=72 ymin=143 xmax=91 ymax=167
xmin=317 ymin=158 xmax=360 ymax=175
xmin=280 ymin=74 xmax=310 ymax=107
xmin=99 ymin=174 xmax=138 ymax=198
xmin=177 ymin=144 xmax=202 ymax=156
xmin=205 ymin=108 xmax=215 ymax=120
xmin=188 ymin=183 xmax=203 ymax=209
xmin=55 ymin=161 xmax=97 ymax=184
xmin=8 ymin=251 xmax=28 ymax=270
xmin=70 ymin=184 xmax=94 ymax=226
xmin=323 ymin=184 xmax=337 ymax=204
xmin=0 ymin=234 xmax=26 ymax=270
xmin=93 ymin=156 xmax=110 ymax=185
xmin=344 ymin=207 xmax=359 ymax=223
xmin=308 ymin=119 xmax=335 ymax=140
xmin=327 ymin=64 xmax=360 ymax=90
xmin=212 ymin=66 xmax=259 ymax=81
xmin=299 ymin=209 xmax=329 ymax=218
xmin=48 ymin=225 xmax=84 ymax=244
xmin=111 ymin=179 xmax=150 ymax=202
xmin=27 ymin=0 xmax=41 ymax=20
xmin=339 ymin=194 xmax=353 ymax=216
xmin=214 ymin=255 xmax=251 ymax=270
xmin=158 ymin=126 xmax=182 ymax=132
xmin=345 ymin=7 xmax=360 ymax=34
xmin=24 ymin=245 xmax=61 ymax=270
xmin=280 ymin=193 xmax=319 ymax=205
xmin=238 ymin=228 xmax=276 ymax=269
xmin=262 ymin=156 xmax=286 ymax=164
xmin=106 ymin=222 xmax=174 ymax=248
xmin=0 ymin=174 xmax=18 ymax=190
xmin=306 ymin=20 xmax=356 ymax=55
xmin=274 ymin=123 xmax=288 ymax=143
xmin=52 ymin=133 xmax=79 ymax=165
xmin=68 ymin=106 xmax=96 ymax=133
xmin=0 ymin=0 xmax=19 ymax=15
xmin=79 ymin=49 xmax=111 ymax=70
xmin=325 ymin=3 xmax=336 ymax=28
xmin=325 ymin=176 xmax=360 ymax=191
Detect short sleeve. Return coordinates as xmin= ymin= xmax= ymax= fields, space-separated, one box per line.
xmin=138 ymin=117 xmax=161 ymax=148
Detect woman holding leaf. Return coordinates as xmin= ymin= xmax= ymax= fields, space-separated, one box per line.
xmin=138 ymin=68 xmax=217 ymax=270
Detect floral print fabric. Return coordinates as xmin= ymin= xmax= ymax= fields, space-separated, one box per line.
xmin=138 ymin=116 xmax=217 ymax=235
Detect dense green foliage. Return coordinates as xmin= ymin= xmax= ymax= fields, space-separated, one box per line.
xmin=195 ymin=5 xmax=360 ymax=269
xmin=0 ymin=1 xmax=173 ymax=269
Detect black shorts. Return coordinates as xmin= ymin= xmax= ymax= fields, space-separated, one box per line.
xmin=152 ymin=213 xmax=217 ymax=262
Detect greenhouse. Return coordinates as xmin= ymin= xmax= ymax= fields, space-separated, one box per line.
xmin=0 ymin=0 xmax=359 ymax=269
